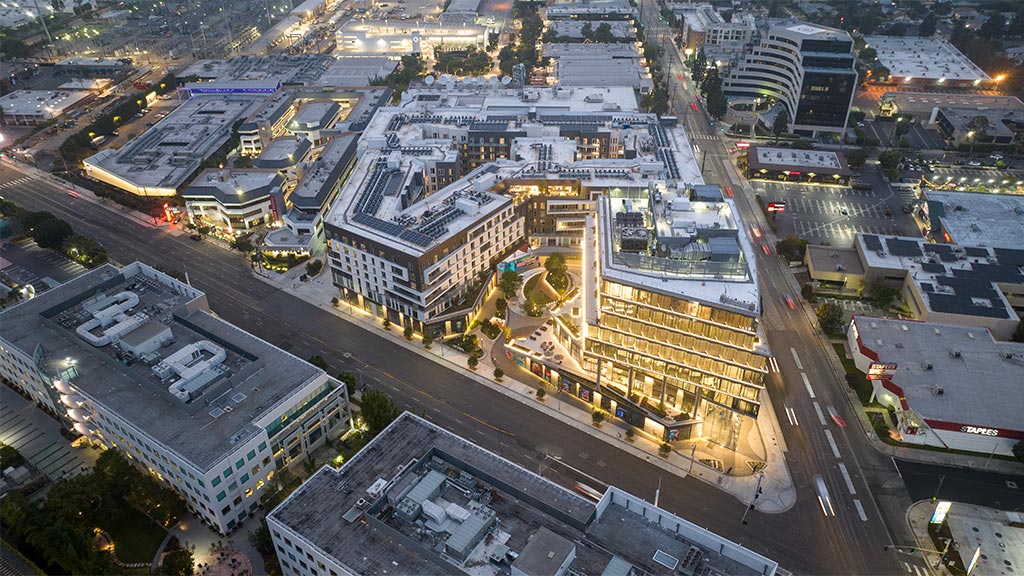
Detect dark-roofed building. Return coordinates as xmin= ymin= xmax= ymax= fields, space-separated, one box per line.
xmin=0 ymin=262 xmax=352 ymax=534
xmin=267 ymin=413 xmax=778 ymax=576
xmin=745 ymin=147 xmax=853 ymax=184
xmin=849 ymin=316 xmax=1024 ymax=455
xmin=807 ymin=234 xmax=1023 ymax=339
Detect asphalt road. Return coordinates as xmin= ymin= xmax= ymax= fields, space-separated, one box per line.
xmin=638 ymin=4 xmax=917 ymax=573
xmin=0 ymin=163 xmax=874 ymax=575
xmin=896 ymin=460 xmax=1024 ymax=512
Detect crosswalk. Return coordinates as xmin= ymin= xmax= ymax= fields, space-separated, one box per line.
xmin=0 ymin=176 xmax=33 ymax=191
xmin=688 ymin=133 xmax=720 ymax=140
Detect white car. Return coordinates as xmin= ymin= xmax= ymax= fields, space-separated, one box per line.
xmin=815 ymin=475 xmax=836 ymax=517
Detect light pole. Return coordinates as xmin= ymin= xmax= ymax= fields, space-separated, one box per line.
xmin=740 ymin=470 xmax=764 ymax=525
xmin=688 ymin=443 xmax=696 ymax=475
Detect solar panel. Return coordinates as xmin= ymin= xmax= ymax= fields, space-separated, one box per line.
xmin=993 ymin=248 xmax=1024 ymax=267
xmin=921 ymin=263 xmax=945 ymax=273
xmin=353 ymin=212 xmax=405 ymax=236
xmin=885 ymin=238 xmax=923 ymax=257
xmin=863 ymin=235 xmax=883 ymax=251
xmin=400 ymin=230 xmax=434 ymax=246
xmin=965 ymin=246 xmax=990 ymax=258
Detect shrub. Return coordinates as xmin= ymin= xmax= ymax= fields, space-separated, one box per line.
xmin=624 ymin=428 xmax=635 ymax=442
xmin=659 ymin=443 xmax=672 ymax=457
xmin=592 ymin=410 xmax=605 ymax=425
xmin=331 ymin=297 xmax=339 ymax=306
xmin=468 ymin=356 xmax=479 ymax=370
xmin=383 ymin=318 xmax=391 ymax=330
xmin=536 ymin=387 xmax=546 ymax=399
xmin=403 ymin=326 xmax=413 ymax=340
xmin=422 ymin=333 xmax=434 ymax=348
xmin=493 ymin=367 xmax=504 ymax=380
xmin=305 ymin=259 xmax=323 ymax=276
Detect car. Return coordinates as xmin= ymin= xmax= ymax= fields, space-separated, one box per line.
xmin=67 ymin=189 xmax=80 ymax=198
xmin=677 ymin=73 xmax=683 ymax=80
xmin=189 ymin=234 xmax=202 ymax=241
xmin=761 ymin=243 xmax=771 ymax=254
xmin=840 ymin=207 xmax=849 ymax=216
xmin=691 ymin=102 xmax=698 ymax=111
xmin=856 ymin=121 xmax=865 ymax=127
xmin=968 ymin=160 xmax=981 ymax=167
xmin=827 ymin=406 xmax=846 ymax=427
xmin=990 ymin=153 xmax=1003 ymax=160
xmin=724 ymin=186 xmax=733 ymax=197
xmin=785 ymin=295 xmax=796 ymax=310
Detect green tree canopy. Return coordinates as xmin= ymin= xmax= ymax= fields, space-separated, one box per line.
xmin=919 ymin=12 xmax=937 ymax=36
xmin=498 ymin=270 xmax=523 ymax=299
xmin=772 ymin=109 xmax=789 ymax=142
xmin=32 ymin=217 xmax=74 ymax=249
xmin=594 ymin=22 xmax=614 ymax=42
xmin=775 ymin=235 xmax=809 ymax=262
xmin=846 ymin=149 xmax=868 ymax=168
xmin=361 ymin=390 xmax=401 ymax=435
xmin=815 ymin=301 xmax=845 ymax=334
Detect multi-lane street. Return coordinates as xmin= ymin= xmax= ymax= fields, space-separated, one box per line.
xmin=0 ymin=159 xmax=913 ymax=575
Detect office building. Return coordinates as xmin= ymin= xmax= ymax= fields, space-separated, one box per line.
xmin=55 ymin=57 xmax=133 ymax=78
xmin=863 ymin=36 xmax=991 ymax=88
xmin=723 ymin=20 xmax=857 ymax=137
xmin=321 ymin=80 xmax=765 ymax=447
xmin=545 ymin=0 xmax=637 ymax=20
xmin=335 ymin=20 xmax=487 ymax=56
xmin=932 ymin=107 xmax=1024 ymax=148
xmin=675 ymin=4 xmax=757 ymax=52
xmin=181 ymin=169 xmax=286 ymax=233
xmin=267 ymin=412 xmax=779 ymax=576
xmin=848 ymin=316 xmax=1024 ymax=456
xmin=0 ymin=262 xmax=352 ymax=534
xmin=543 ymin=43 xmax=654 ymax=93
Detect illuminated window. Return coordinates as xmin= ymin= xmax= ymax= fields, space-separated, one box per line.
xmin=245 ymin=488 xmax=254 ymax=498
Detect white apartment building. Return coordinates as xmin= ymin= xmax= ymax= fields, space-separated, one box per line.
xmin=0 ymin=262 xmax=352 ymax=534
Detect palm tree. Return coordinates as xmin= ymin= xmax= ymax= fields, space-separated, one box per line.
xmin=966 ymin=115 xmax=991 ymax=154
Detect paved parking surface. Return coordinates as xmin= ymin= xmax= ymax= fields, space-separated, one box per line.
xmin=1 ymin=238 xmax=87 ymax=293
xmin=925 ymin=166 xmax=1024 ymax=192
xmin=755 ymin=175 xmax=917 ymax=246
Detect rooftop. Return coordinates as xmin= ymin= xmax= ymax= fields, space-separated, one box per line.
xmin=269 ymin=413 xmax=777 ymax=576
xmin=290 ymin=133 xmax=360 ymax=210
xmin=864 ymin=36 xmax=989 ymax=82
xmin=57 ymin=57 xmax=130 ymax=68
xmin=0 ymin=262 xmax=326 ymax=471
xmin=935 ymin=106 xmax=1024 ymax=140
xmin=181 ymin=169 xmax=284 ymax=204
xmin=852 ymin=317 xmax=1024 ymax=431
xmin=178 ymin=54 xmax=335 ymax=86
xmin=318 ymin=56 xmax=397 ymax=86
xmin=0 ymin=90 xmax=91 ymax=117
xmin=769 ymin=18 xmax=849 ymax=41
xmin=923 ymin=190 xmax=1024 ymax=249
xmin=748 ymin=147 xmax=852 ymax=175
xmin=857 ymin=234 xmax=1023 ymax=320
xmin=325 ymin=84 xmax=703 ymax=256
xmin=806 ymin=245 xmax=865 ymax=276
xmin=543 ymin=44 xmax=652 ymax=91
xmin=945 ymin=504 xmax=1024 ymax=576
xmin=84 ymin=94 xmax=266 ymax=194
xmin=254 ymin=136 xmax=313 ymax=170
xmin=548 ymin=20 xmax=635 ymax=39
xmin=880 ymin=92 xmax=1024 ymax=116
xmin=545 ymin=0 xmax=637 ymax=17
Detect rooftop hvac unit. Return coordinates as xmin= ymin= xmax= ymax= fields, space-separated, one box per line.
xmin=949 ymin=350 xmax=961 ymax=358
xmin=934 ymin=387 xmax=944 ymax=395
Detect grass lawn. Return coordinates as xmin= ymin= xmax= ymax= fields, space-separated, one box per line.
xmin=831 ymin=343 xmax=876 ymax=406
xmin=523 ymin=275 xmax=555 ymax=305
xmin=96 ymin=502 xmax=167 ymax=564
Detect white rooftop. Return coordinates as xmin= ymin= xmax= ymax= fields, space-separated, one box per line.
xmin=754 ymin=147 xmax=843 ymax=169
xmin=924 ymin=190 xmax=1024 ymax=249
xmin=852 ymin=316 xmax=1024 ymax=431
xmin=864 ymin=36 xmax=990 ymax=82
xmin=0 ymin=90 xmax=91 ymax=117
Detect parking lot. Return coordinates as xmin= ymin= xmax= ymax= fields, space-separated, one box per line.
xmin=755 ymin=170 xmax=919 ymax=247
xmin=923 ymin=166 xmax=1024 ymax=193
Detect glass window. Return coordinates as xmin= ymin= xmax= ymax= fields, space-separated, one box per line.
xmin=211 ymin=476 xmax=221 ymax=487
xmin=247 ymin=450 xmax=256 ymax=461
xmin=216 ymin=491 xmax=226 ymax=502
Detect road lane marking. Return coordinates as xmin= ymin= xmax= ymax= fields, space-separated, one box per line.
xmin=838 ymin=463 xmax=856 ymax=495
xmin=853 ymin=499 xmax=868 ymax=521
xmin=813 ymin=402 xmax=827 ymax=426
xmin=824 ymin=429 xmax=841 ymax=458
xmin=801 ymin=372 xmax=815 ymax=398
xmin=790 ymin=347 xmax=803 ymax=370
xmin=785 ymin=405 xmax=798 ymax=426
xmin=902 ymin=562 xmax=912 ymax=573
xmin=892 ymin=457 xmax=903 ymax=479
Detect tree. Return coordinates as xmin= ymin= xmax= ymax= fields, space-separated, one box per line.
xmin=494 ymin=367 xmax=504 ymax=380
xmin=62 ymin=234 xmax=107 ymax=267
xmin=305 ymin=259 xmax=323 ymax=276
xmin=706 ymin=88 xmax=728 ymax=120
xmin=815 ymin=301 xmax=845 ymax=334
xmin=846 ymin=149 xmax=868 ymax=168
xmin=22 ymin=210 xmax=58 ymax=231
xmin=859 ymin=47 xmax=878 ymax=63
xmin=691 ymin=48 xmax=707 ymax=84
xmin=230 ymin=237 xmax=254 ymax=252
xmin=523 ymin=292 xmax=544 ymax=316
xmin=919 ymin=12 xmax=938 ymax=37
xmin=772 ymin=109 xmax=789 ymax=143
xmin=360 ymin=390 xmax=400 ymax=434
xmin=498 ymin=270 xmax=523 ymax=299
xmin=32 ymin=218 xmax=73 ymax=249
xmin=700 ymin=67 xmax=721 ymax=96
xmin=403 ymin=326 xmax=413 ymax=340
xmin=495 ymin=297 xmax=507 ymax=317
xmin=592 ymin=410 xmax=605 ymax=425
xmin=979 ymin=11 xmax=1006 ymax=39
xmin=801 ymin=283 xmax=816 ymax=303
xmin=467 ymin=355 xmax=479 ymax=370
xmin=878 ymin=150 xmax=903 ymax=171
xmin=162 ymin=548 xmax=194 ymax=576
xmin=581 ymin=21 xmax=594 ymax=40
xmin=869 ymin=278 xmax=898 ymax=309
xmin=594 ymin=22 xmax=614 ymax=43
xmin=966 ymin=115 xmax=990 ymax=153
xmin=536 ymin=386 xmax=545 ymax=399
xmin=659 ymin=443 xmax=672 ymax=457
xmin=0 ymin=37 xmax=31 ymax=58
xmin=775 ymin=235 xmax=809 ymax=262
xmin=337 ymin=372 xmax=358 ymax=397
xmin=544 ymin=253 xmax=567 ymax=277
xmin=308 ymin=355 xmax=329 ymax=371
xmin=1013 ymin=440 xmax=1024 ymax=464
xmin=891 ymin=119 xmax=911 ymax=147
xmin=422 ymin=332 xmax=434 ymax=348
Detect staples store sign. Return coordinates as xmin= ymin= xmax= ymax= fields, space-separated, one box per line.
xmin=961 ymin=425 xmax=1000 ymax=437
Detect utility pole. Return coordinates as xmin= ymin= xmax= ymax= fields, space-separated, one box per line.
xmin=741 ymin=471 xmax=764 ymax=525
xmin=931 ymin=474 xmax=945 ymax=501
xmin=688 ymin=444 xmax=696 ymax=474
xmin=654 ymin=476 xmax=662 ymax=507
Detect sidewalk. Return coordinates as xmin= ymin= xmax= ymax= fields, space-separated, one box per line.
xmin=253 ymin=266 xmax=798 ymax=513
xmin=1 ymin=157 xmax=185 ymax=236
